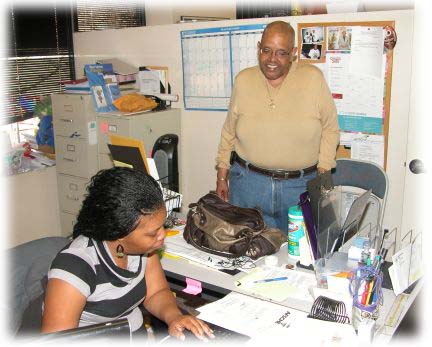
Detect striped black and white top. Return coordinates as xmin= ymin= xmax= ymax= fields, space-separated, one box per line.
xmin=47 ymin=235 xmax=147 ymax=331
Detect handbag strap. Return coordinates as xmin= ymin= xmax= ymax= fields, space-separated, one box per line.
xmin=185 ymin=230 xmax=239 ymax=258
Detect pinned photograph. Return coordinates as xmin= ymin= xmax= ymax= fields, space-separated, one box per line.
xmin=327 ymin=27 xmax=352 ymax=51
xmin=302 ymin=26 xmax=324 ymax=44
xmin=301 ymin=44 xmax=322 ymax=60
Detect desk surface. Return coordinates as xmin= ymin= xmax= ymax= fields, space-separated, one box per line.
xmin=162 ymin=243 xmax=315 ymax=312
xmin=161 ymin=242 xmax=422 ymax=342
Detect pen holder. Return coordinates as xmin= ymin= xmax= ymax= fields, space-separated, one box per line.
xmin=349 ymin=265 xmax=383 ymax=330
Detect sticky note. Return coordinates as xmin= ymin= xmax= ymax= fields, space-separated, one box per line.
xmin=182 ymin=278 xmax=202 ymax=295
xmin=100 ymin=122 xmax=109 ymax=134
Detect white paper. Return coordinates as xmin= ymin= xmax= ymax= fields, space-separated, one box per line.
xmin=235 ymin=265 xmax=316 ymax=302
xmin=349 ymin=26 xmax=384 ymax=78
xmin=87 ymin=121 xmax=97 ymax=145
xmin=327 ymin=53 xmax=349 ymax=96
xmin=289 ymin=317 xmax=358 ymax=345
xmin=163 ymin=231 xmax=256 ymax=272
xmin=197 ymin=291 xmax=308 ymax=338
xmin=326 ymin=52 xmax=384 ymax=118
xmin=146 ymin=158 xmax=159 ymax=181
xmin=389 ymin=238 xmax=423 ymax=295
xmin=137 ymin=70 xmax=160 ymax=94
xmin=351 ymin=134 xmax=384 ymax=167
xmin=339 ymin=131 xmax=356 ymax=146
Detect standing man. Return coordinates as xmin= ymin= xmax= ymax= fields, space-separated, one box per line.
xmin=215 ymin=21 xmax=339 ymax=234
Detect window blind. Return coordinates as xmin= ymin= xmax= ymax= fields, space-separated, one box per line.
xmin=75 ymin=0 xmax=145 ymax=32
xmin=3 ymin=4 xmax=74 ymax=125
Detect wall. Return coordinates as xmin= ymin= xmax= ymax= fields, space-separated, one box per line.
xmin=6 ymin=166 xmax=62 ymax=248
xmin=144 ymin=0 xmax=236 ymax=25
xmin=73 ymin=10 xmax=414 ymax=251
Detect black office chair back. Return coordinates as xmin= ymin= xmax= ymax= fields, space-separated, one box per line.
xmin=331 ymin=158 xmax=387 ymax=199
xmin=7 ymin=236 xmax=70 ymax=335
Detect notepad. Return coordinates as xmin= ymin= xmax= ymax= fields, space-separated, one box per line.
xmin=235 ymin=266 xmax=316 ymax=302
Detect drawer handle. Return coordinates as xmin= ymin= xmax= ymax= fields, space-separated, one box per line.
xmin=67 ymin=144 xmax=76 ymax=152
xmin=64 ymin=105 xmax=73 ymax=112
xmin=66 ymin=195 xmax=79 ymax=201
xmin=63 ymin=157 xmax=77 ymax=162
xmin=60 ymin=118 xmax=73 ymax=123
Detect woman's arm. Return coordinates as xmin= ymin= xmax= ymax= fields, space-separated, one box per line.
xmin=41 ymin=278 xmax=87 ymax=333
xmin=143 ymin=252 xmax=214 ymax=341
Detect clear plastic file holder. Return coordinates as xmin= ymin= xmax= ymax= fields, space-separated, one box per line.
xmin=316 ymin=187 xmax=381 ymax=259
xmin=316 ymin=188 xmax=342 ymax=258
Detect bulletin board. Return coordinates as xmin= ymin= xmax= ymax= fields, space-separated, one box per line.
xmin=297 ymin=21 xmax=396 ymax=170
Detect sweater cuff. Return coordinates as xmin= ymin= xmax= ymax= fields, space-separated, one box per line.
xmin=317 ymin=159 xmax=335 ymax=171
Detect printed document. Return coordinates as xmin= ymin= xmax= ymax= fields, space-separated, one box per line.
xmin=235 ymin=265 xmax=316 ymax=302
xmin=196 ymin=291 xmax=308 ymax=339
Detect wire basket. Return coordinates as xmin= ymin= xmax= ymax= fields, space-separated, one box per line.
xmin=158 ymin=175 xmax=182 ymax=227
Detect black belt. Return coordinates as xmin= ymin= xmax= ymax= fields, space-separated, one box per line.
xmin=230 ymin=152 xmax=317 ymax=179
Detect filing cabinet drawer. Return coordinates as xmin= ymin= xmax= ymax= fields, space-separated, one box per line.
xmin=60 ymin=211 xmax=77 ymax=237
xmin=97 ymin=117 xmax=131 ymax=154
xmin=52 ymin=94 xmax=96 ymax=138
xmin=57 ymin=174 xmax=90 ymax=214
xmin=96 ymin=109 xmax=181 ymax=156
xmin=55 ymin=136 xmax=98 ymax=177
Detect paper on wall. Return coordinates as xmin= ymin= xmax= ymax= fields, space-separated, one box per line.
xmin=351 ymin=134 xmax=384 ymax=168
xmin=349 ymin=26 xmax=385 ymax=78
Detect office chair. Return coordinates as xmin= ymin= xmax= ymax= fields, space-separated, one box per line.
xmin=330 ymin=158 xmax=388 ymax=245
xmin=6 ymin=236 xmax=70 ymax=336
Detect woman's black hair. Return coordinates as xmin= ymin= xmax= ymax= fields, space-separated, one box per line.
xmin=73 ymin=167 xmax=164 ymax=240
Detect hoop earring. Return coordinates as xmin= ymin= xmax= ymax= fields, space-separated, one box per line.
xmin=116 ymin=244 xmax=125 ymax=258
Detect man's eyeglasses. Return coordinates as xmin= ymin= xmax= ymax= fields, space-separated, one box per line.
xmin=259 ymin=47 xmax=291 ymax=58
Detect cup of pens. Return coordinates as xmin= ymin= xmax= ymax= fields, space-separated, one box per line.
xmin=349 ymin=256 xmax=383 ymax=330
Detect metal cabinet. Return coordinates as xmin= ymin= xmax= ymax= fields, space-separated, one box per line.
xmin=52 ymin=93 xmax=99 ymax=237
xmin=96 ymin=108 xmax=181 ymax=173
xmin=52 ymin=93 xmax=181 ymax=236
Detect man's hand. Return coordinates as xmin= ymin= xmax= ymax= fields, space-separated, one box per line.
xmin=216 ymin=167 xmax=229 ymax=201
xmin=216 ymin=179 xmax=229 ymax=202
xmin=317 ymin=167 xmax=327 ymax=175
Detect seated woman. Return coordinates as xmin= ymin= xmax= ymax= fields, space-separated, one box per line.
xmin=41 ymin=167 xmax=214 ymax=341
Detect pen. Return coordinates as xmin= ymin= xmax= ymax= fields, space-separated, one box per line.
xmin=371 ymin=290 xmax=377 ymax=305
xmin=253 ymin=276 xmax=288 ymax=283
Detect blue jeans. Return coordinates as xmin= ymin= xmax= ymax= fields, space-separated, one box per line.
xmin=228 ymin=162 xmax=316 ymax=235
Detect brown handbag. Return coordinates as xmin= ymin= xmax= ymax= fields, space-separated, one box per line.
xmin=183 ymin=192 xmax=286 ymax=260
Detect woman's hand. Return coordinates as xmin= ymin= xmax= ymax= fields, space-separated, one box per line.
xmin=168 ymin=314 xmax=215 ymax=341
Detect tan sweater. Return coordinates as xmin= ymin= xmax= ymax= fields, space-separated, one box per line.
xmin=216 ymin=63 xmax=340 ymax=171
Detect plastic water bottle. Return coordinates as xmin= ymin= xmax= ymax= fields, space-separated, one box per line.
xmin=288 ymin=205 xmax=305 ymax=259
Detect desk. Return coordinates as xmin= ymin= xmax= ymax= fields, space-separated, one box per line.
xmin=162 ymin=244 xmax=313 ymax=312
xmin=161 ymin=243 xmax=423 ymax=343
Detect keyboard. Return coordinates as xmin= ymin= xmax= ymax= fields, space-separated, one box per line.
xmin=164 ymin=320 xmax=250 ymax=344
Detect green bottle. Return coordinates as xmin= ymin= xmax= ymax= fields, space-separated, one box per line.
xmin=288 ymin=205 xmax=305 ymax=258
